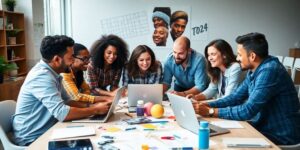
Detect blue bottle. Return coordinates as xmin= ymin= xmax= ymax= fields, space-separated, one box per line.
xmin=199 ymin=121 xmax=209 ymax=149
xmin=136 ymin=100 xmax=144 ymax=117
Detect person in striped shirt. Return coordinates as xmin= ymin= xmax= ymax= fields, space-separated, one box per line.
xmin=61 ymin=43 xmax=113 ymax=104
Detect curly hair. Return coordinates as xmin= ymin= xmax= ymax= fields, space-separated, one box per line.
xmin=204 ymin=39 xmax=236 ymax=83
xmin=127 ymin=45 xmax=159 ymax=78
xmin=90 ymin=34 xmax=129 ymax=70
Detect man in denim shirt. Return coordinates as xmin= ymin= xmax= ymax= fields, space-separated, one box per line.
xmin=193 ymin=33 xmax=300 ymax=145
xmin=12 ymin=35 xmax=111 ymax=146
xmin=163 ymin=36 xmax=209 ymax=97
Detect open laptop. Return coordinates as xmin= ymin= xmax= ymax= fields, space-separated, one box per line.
xmin=127 ymin=84 xmax=163 ymax=108
xmin=167 ymin=93 xmax=230 ymax=136
xmin=72 ymin=87 xmax=125 ymax=123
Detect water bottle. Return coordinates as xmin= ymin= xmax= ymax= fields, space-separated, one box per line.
xmin=199 ymin=121 xmax=209 ymax=149
xmin=136 ymin=100 xmax=144 ymax=117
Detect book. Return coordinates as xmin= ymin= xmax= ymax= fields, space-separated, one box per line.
xmin=222 ymin=137 xmax=271 ymax=148
xmin=0 ymin=17 xmax=3 ymax=30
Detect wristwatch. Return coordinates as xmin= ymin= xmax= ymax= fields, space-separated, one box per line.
xmin=208 ymin=108 xmax=214 ymax=117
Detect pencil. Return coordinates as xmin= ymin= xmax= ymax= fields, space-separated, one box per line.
xmin=125 ymin=112 xmax=134 ymax=118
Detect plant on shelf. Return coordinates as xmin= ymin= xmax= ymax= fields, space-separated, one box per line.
xmin=6 ymin=29 xmax=22 ymax=45
xmin=4 ymin=0 xmax=16 ymax=12
xmin=0 ymin=56 xmax=18 ymax=83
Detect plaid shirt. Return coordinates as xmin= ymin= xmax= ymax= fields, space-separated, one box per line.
xmin=209 ymin=56 xmax=300 ymax=145
xmin=61 ymin=70 xmax=95 ymax=103
xmin=85 ymin=63 xmax=122 ymax=91
xmin=122 ymin=61 xmax=163 ymax=86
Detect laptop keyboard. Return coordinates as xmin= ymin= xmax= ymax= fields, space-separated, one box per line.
xmin=90 ymin=114 xmax=107 ymax=120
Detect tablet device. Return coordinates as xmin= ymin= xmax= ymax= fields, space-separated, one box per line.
xmin=48 ymin=138 xmax=93 ymax=150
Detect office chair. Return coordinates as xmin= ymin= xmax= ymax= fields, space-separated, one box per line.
xmin=0 ymin=100 xmax=26 ymax=150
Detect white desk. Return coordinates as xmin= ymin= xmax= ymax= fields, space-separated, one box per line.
xmin=28 ymin=102 xmax=280 ymax=150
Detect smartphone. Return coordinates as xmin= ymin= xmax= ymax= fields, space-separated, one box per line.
xmin=48 ymin=138 xmax=93 ymax=150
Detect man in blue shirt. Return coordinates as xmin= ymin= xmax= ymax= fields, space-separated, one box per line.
xmin=12 ymin=35 xmax=111 ymax=146
xmin=193 ymin=33 xmax=300 ymax=145
xmin=163 ymin=36 xmax=209 ymax=96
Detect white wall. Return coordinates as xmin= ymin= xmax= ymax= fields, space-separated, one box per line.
xmin=70 ymin=0 xmax=300 ymax=62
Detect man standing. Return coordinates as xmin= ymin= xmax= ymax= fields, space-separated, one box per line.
xmin=193 ymin=33 xmax=300 ymax=145
xmin=163 ymin=36 xmax=209 ymax=96
xmin=12 ymin=35 xmax=111 ymax=146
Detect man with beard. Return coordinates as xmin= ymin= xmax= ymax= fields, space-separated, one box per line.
xmin=163 ymin=36 xmax=209 ymax=96
xmin=192 ymin=33 xmax=300 ymax=145
xmin=153 ymin=26 xmax=168 ymax=46
xmin=12 ymin=35 xmax=111 ymax=146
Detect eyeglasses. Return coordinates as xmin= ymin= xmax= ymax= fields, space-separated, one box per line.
xmin=72 ymin=54 xmax=91 ymax=63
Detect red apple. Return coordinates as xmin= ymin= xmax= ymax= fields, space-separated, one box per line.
xmin=144 ymin=102 xmax=154 ymax=116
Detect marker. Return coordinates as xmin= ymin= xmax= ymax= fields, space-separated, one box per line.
xmin=149 ymin=121 xmax=169 ymax=124
xmin=161 ymin=136 xmax=175 ymax=140
xmin=66 ymin=125 xmax=84 ymax=128
xmin=124 ymin=112 xmax=134 ymax=118
xmin=173 ymin=134 xmax=181 ymax=139
xmin=101 ymin=135 xmax=114 ymax=139
xmin=143 ymin=128 xmax=155 ymax=131
xmin=125 ymin=127 xmax=136 ymax=131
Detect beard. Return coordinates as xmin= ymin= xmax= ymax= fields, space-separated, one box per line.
xmin=59 ymin=60 xmax=70 ymax=73
xmin=175 ymin=57 xmax=187 ymax=65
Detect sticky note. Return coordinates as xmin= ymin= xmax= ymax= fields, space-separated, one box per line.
xmin=141 ymin=124 xmax=157 ymax=129
xmin=106 ymin=127 xmax=121 ymax=132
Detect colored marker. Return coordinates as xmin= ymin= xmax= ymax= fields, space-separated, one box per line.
xmin=173 ymin=134 xmax=181 ymax=139
xmin=124 ymin=112 xmax=134 ymax=118
xmin=125 ymin=127 xmax=137 ymax=131
xmin=149 ymin=121 xmax=169 ymax=124
xmin=161 ymin=136 xmax=175 ymax=140
xmin=143 ymin=128 xmax=155 ymax=131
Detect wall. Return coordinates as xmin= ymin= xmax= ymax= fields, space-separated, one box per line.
xmin=70 ymin=0 xmax=300 ymax=62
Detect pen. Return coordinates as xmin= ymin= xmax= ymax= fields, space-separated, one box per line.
xmin=161 ymin=136 xmax=175 ymax=140
xmin=125 ymin=127 xmax=136 ymax=131
xmin=149 ymin=121 xmax=169 ymax=124
xmin=143 ymin=128 xmax=155 ymax=131
xmin=173 ymin=134 xmax=181 ymax=139
xmin=228 ymin=144 xmax=267 ymax=148
xmin=66 ymin=125 xmax=84 ymax=128
xmin=124 ymin=112 xmax=134 ymax=118
xmin=101 ymin=135 xmax=115 ymax=139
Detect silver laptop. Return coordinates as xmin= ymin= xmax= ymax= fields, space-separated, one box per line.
xmin=167 ymin=93 xmax=230 ymax=136
xmin=128 ymin=84 xmax=163 ymax=107
xmin=72 ymin=87 xmax=125 ymax=123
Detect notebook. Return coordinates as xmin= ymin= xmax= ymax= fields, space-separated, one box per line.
xmin=167 ymin=93 xmax=230 ymax=136
xmin=127 ymin=84 xmax=163 ymax=107
xmin=72 ymin=87 xmax=124 ymax=123
xmin=51 ymin=127 xmax=95 ymax=140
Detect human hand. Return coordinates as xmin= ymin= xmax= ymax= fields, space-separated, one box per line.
xmin=92 ymin=102 xmax=112 ymax=115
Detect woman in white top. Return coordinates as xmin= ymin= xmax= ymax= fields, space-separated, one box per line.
xmin=188 ymin=39 xmax=244 ymax=101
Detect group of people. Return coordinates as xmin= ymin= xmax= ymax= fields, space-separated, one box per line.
xmin=12 ymin=32 xmax=300 ymax=146
xmin=152 ymin=7 xmax=188 ymax=46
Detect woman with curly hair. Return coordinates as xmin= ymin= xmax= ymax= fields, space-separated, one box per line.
xmin=85 ymin=34 xmax=129 ymax=97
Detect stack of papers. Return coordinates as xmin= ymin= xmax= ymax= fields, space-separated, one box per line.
xmin=222 ymin=137 xmax=271 ymax=148
xmin=51 ymin=127 xmax=96 ymax=140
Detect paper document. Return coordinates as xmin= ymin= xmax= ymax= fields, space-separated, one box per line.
xmin=51 ymin=127 xmax=96 ymax=140
xmin=223 ymin=137 xmax=271 ymax=148
xmin=210 ymin=121 xmax=243 ymax=129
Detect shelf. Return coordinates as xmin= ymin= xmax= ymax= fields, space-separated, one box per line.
xmin=6 ymin=44 xmax=25 ymax=47
xmin=6 ymin=29 xmax=24 ymax=31
xmin=8 ymin=57 xmax=26 ymax=62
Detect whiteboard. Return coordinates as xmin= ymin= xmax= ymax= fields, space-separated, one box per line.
xmin=70 ymin=0 xmax=300 ymax=62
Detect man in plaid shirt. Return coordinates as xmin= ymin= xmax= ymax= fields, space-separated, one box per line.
xmin=193 ymin=33 xmax=300 ymax=145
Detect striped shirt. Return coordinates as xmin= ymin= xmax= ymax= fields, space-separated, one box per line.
xmin=61 ymin=69 xmax=95 ymax=103
xmin=122 ymin=61 xmax=163 ymax=86
xmin=209 ymin=56 xmax=300 ymax=145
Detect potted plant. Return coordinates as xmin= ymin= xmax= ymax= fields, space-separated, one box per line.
xmin=6 ymin=29 xmax=21 ymax=45
xmin=0 ymin=56 xmax=18 ymax=83
xmin=4 ymin=0 xmax=16 ymax=12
